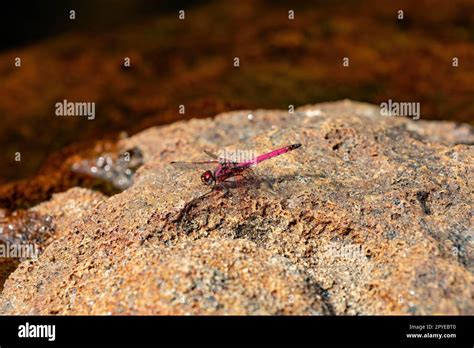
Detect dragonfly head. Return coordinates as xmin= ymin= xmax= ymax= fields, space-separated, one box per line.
xmin=201 ymin=170 xmax=215 ymax=186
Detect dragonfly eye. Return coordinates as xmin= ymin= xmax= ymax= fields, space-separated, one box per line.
xmin=201 ymin=171 xmax=214 ymax=185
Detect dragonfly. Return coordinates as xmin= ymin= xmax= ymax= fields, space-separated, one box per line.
xmin=171 ymin=143 xmax=302 ymax=224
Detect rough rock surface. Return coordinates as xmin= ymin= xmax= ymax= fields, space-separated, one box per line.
xmin=0 ymin=100 xmax=472 ymax=315
xmin=2 ymin=239 xmax=329 ymax=315
xmin=30 ymin=187 xmax=107 ymax=235
xmin=2 ymin=0 xmax=474 ymax=183
xmin=0 ymin=188 xmax=106 ymax=290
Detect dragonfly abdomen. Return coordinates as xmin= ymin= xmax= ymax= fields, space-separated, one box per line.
xmin=254 ymin=143 xmax=302 ymax=164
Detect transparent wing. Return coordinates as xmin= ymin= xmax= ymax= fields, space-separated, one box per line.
xmin=203 ymin=150 xmax=219 ymax=159
xmin=170 ymin=160 xmax=219 ymax=170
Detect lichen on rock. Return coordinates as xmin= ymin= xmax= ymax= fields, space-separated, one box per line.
xmin=0 ymin=100 xmax=472 ymax=315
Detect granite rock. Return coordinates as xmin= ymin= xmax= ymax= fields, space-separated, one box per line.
xmin=0 ymin=100 xmax=472 ymax=315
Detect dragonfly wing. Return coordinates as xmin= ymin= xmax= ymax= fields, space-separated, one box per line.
xmin=203 ymin=150 xmax=219 ymax=159
xmin=170 ymin=160 xmax=219 ymax=170
xmin=170 ymin=160 xmax=219 ymax=164
xmin=204 ymin=150 xmax=238 ymax=164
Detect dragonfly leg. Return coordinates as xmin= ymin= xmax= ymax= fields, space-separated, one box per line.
xmin=262 ymin=177 xmax=276 ymax=192
xmin=174 ymin=189 xmax=214 ymax=225
xmin=246 ymin=170 xmax=276 ymax=193
xmin=239 ymin=169 xmax=272 ymax=192
xmin=241 ymin=169 xmax=258 ymax=184
xmin=216 ymin=174 xmax=250 ymax=195
xmin=216 ymin=182 xmax=232 ymax=197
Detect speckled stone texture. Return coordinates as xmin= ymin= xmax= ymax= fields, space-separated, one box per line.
xmin=0 ymin=100 xmax=472 ymax=315
xmin=0 ymin=188 xmax=106 ymax=290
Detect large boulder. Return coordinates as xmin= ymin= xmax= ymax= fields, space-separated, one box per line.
xmin=0 ymin=100 xmax=472 ymax=315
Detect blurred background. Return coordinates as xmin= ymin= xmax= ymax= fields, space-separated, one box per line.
xmin=1 ymin=0 xmax=473 ymax=183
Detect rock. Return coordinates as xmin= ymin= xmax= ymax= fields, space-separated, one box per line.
xmin=1 ymin=239 xmax=329 ymax=315
xmin=0 ymin=100 xmax=472 ymax=315
xmin=0 ymin=259 xmax=19 ymax=293
xmin=0 ymin=140 xmax=118 ymax=210
xmin=0 ymin=188 xmax=106 ymax=290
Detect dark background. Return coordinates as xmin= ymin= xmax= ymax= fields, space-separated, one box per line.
xmin=0 ymin=0 xmax=205 ymax=51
